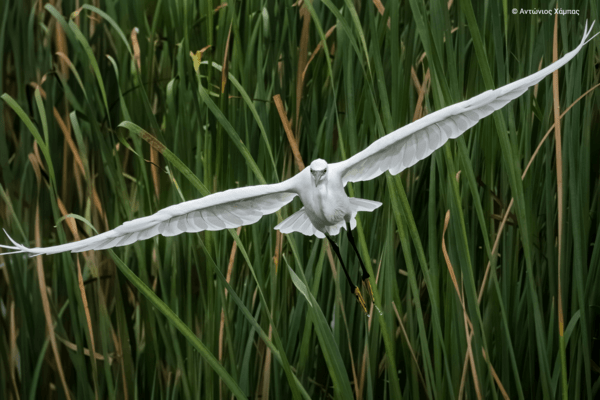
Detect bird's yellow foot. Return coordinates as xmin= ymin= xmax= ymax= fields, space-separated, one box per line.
xmin=362 ymin=278 xmax=375 ymax=304
xmin=353 ymin=287 xmax=369 ymax=316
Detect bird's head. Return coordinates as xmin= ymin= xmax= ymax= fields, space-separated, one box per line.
xmin=310 ymin=159 xmax=328 ymax=186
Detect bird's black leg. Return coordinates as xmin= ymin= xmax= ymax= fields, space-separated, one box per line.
xmin=346 ymin=222 xmax=375 ymax=304
xmin=325 ymin=234 xmax=369 ymax=315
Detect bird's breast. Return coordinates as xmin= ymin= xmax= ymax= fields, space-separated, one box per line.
xmin=301 ymin=184 xmax=349 ymax=226
xmin=320 ymin=199 xmax=348 ymax=224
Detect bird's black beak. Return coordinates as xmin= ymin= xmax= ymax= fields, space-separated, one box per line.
xmin=313 ymin=171 xmax=325 ymax=186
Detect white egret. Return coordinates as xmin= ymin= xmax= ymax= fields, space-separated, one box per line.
xmin=2 ymin=22 xmax=597 ymax=314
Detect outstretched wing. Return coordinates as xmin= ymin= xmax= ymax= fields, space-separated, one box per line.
xmin=333 ymin=21 xmax=597 ymax=186
xmin=1 ymin=180 xmax=298 ymax=256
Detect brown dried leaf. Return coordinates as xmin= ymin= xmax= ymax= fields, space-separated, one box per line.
xmin=412 ymin=69 xmax=430 ymax=122
xmin=372 ymin=0 xmax=390 ymax=28
xmin=302 ymin=24 xmax=336 ymax=81
xmin=131 ymin=27 xmax=141 ymax=71
xmin=442 ymin=210 xmax=461 ymax=302
xmin=222 ymin=24 xmax=233 ymax=93
xmin=273 ymin=94 xmax=305 ymax=171
xmin=35 ymin=201 xmax=72 ymax=400
xmin=9 ymin=302 xmax=20 ymax=400
xmin=56 ymin=333 xmax=110 ymax=362
xmin=552 ymin=12 xmax=565 ymax=338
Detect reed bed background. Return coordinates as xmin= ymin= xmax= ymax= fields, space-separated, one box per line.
xmin=0 ymin=0 xmax=599 ymax=399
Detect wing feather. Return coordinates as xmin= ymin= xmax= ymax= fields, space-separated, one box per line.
xmin=189 ymin=211 xmax=208 ymax=231
xmin=202 ymin=209 xmax=226 ymax=230
xmin=1 ymin=179 xmax=298 ymax=256
xmin=117 ymin=232 xmax=140 ymax=247
xmin=415 ymin=130 xmax=429 ymax=159
xmin=333 ymin=21 xmax=596 ymax=185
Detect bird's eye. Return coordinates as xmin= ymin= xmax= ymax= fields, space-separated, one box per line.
xmin=323 ymin=169 xmax=327 ymax=173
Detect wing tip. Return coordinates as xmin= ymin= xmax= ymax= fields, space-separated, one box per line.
xmin=580 ymin=19 xmax=598 ymax=47
xmin=1 ymin=229 xmax=41 ymax=256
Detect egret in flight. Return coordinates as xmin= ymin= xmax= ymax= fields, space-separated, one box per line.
xmin=2 ymin=22 xmax=597 ymax=314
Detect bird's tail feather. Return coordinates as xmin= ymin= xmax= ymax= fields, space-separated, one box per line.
xmin=274 ymin=208 xmax=325 ymax=238
xmin=274 ymin=198 xmax=383 ymax=238
xmin=349 ymin=198 xmax=383 ymax=213
xmin=326 ymin=198 xmax=383 ymax=235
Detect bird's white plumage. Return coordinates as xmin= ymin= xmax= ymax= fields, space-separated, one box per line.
xmin=275 ymin=198 xmax=382 ymax=238
xmin=1 ymin=21 xmax=596 ymax=257
xmin=2 ymin=180 xmax=298 ymax=255
xmin=332 ymin=21 xmax=598 ymax=186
